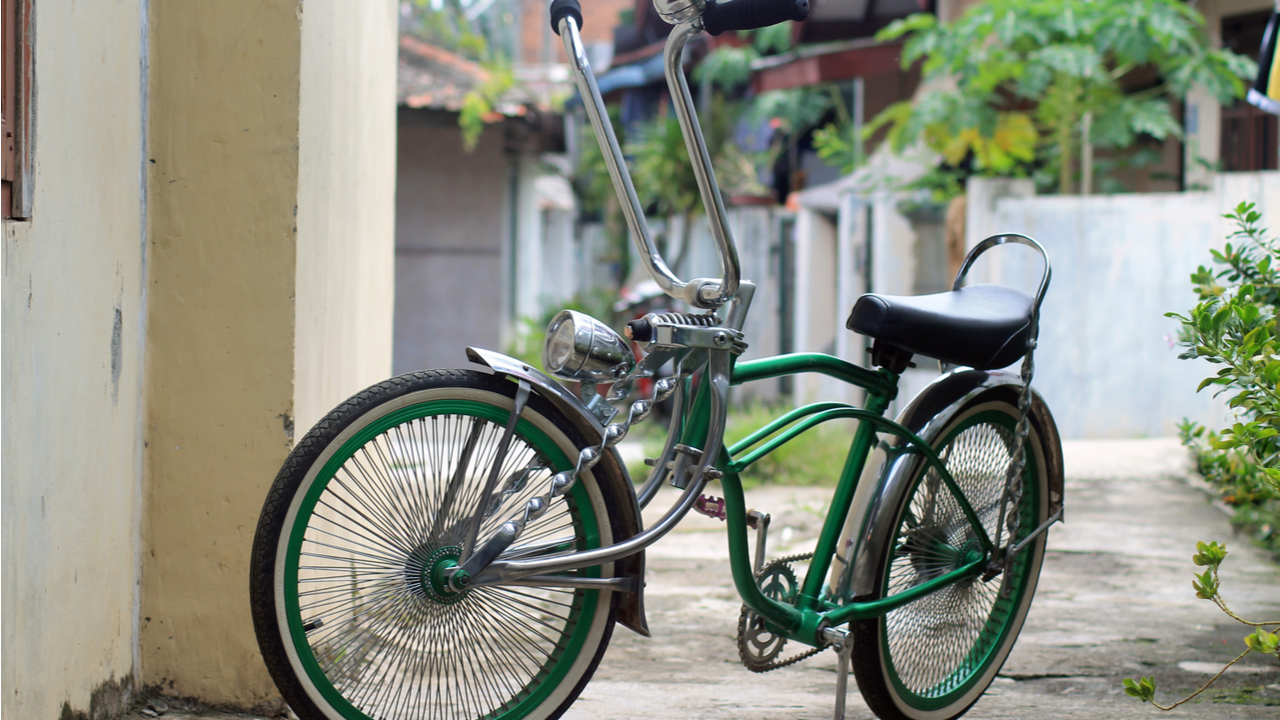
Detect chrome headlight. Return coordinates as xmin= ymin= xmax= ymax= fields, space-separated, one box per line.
xmin=542 ymin=310 xmax=636 ymax=383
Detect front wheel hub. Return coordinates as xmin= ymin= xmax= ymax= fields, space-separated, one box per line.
xmin=417 ymin=545 xmax=468 ymax=604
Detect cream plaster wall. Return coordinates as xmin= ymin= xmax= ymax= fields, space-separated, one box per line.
xmin=142 ymin=0 xmax=398 ymax=706
xmin=1 ymin=2 xmax=147 ymax=719
xmin=1 ymin=0 xmax=398 ymax=713
xmin=295 ymin=0 xmax=398 ymax=433
xmin=142 ymin=0 xmax=301 ymax=704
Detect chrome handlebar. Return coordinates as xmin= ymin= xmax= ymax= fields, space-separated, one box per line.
xmin=558 ymin=15 xmax=741 ymax=309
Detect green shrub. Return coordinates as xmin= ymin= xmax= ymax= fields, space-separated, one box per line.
xmin=1127 ymin=203 xmax=1280 ymax=710
xmin=1178 ymin=421 xmax=1279 ymax=556
xmin=1167 ymin=202 xmax=1280 ymax=555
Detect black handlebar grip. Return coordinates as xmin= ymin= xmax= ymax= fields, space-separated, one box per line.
xmin=550 ymin=0 xmax=584 ymax=36
xmin=701 ymin=0 xmax=809 ymax=36
xmin=626 ymin=318 xmax=653 ymax=343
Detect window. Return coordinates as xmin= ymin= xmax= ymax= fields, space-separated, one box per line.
xmin=1221 ymin=10 xmax=1279 ymax=172
xmin=3 ymin=0 xmax=30 ymax=219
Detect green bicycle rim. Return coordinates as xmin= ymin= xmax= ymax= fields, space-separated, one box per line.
xmin=881 ymin=408 xmax=1041 ymax=711
xmin=283 ymin=399 xmax=603 ymax=720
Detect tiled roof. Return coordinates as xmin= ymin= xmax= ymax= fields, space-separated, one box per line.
xmin=397 ymin=35 xmax=490 ymax=111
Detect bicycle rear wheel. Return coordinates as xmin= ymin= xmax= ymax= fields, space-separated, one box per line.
xmin=850 ymin=394 xmax=1050 ymax=720
xmin=250 ymin=370 xmax=618 ymax=720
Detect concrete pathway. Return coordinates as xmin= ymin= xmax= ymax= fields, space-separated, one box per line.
xmin=129 ymin=439 xmax=1279 ymax=720
xmin=561 ymin=438 xmax=1280 ymax=720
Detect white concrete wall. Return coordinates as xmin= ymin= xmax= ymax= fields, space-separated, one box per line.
xmin=514 ymin=153 xmax=545 ymax=327
xmin=793 ymin=208 xmax=842 ymax=404
xmin=965 ymin=173 xmax=1280 ymax=439
xmin=296 ymin=0 xmax=398 ymax=432
xmin=671 ymin=207 xmax=786 ymax=402
xmin=1 ymin=2 xmax=147 ymax=719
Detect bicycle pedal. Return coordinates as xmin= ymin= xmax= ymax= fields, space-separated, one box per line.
xmin=693 ymin=494 xmax=727 ymax=521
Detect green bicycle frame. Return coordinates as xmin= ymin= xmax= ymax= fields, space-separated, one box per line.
xmin=677 ymin=352 xmax=994 ymax=648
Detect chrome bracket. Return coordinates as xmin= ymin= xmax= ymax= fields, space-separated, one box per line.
xmin=983 ymin=507 xmax=1064 ymax=582
xmin=668 ymin=443 xmax=703 ymax=489
xmin=647 ymin=322 xmax=747 ymax=355
xmin=460 ymin=380 xmax=532 ymax=563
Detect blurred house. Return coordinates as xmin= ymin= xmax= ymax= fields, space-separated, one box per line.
xmin=787 ymin=0 xmax=1280 ymax=437
xmin=394 ymin=34 xmax=585 ymax=373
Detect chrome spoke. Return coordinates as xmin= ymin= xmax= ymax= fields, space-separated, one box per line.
xmin=287 ymin=408 xmax=594 ymax=720
xmin=884 ymin=417 xmax=1034 ymax=697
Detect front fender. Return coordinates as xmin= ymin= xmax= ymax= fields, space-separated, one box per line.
xmin=466 ymin=347 xmax=650 ymax=637
xmin=837 ymin=369 xmax=1064 ymax=601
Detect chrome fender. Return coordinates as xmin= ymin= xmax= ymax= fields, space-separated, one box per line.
xmin=832 ymin=369 xmax=1064 ymax=601
xmin=466 ymin=347 xmax=650 ymax=637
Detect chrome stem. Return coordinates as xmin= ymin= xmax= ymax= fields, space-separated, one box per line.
xmin=559 ymin=18 xmax=687 ymax=304
xmin=663 ymin=20 xmax=740 ymax=306
xmin=559 ymin=15 xmax=740 ymax=309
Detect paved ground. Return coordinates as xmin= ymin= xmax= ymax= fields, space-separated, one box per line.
xmin=131 ymin=439 xmax=1279 ymax=720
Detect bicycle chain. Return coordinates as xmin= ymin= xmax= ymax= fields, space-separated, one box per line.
xmin=994 ymin=333 xmax=1036 ymax=596
xmin=736 ymin=552 xmax=829 ymax=673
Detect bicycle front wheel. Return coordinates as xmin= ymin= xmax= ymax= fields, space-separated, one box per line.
xmin=851 ymin=394 xmax=1050 ymax=720
xmin=250 ymin=369 xmax=618 ymax=720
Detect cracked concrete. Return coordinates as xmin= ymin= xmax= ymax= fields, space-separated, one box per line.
xmin=128 ymin=438 xmax=1279 ymax=720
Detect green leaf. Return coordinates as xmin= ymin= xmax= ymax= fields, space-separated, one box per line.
xmin=875 ymin=13 xmax=936 ymax=44
xmin=694 ymin=45 xmax=760 ymax=90
xmin=1122 ymin=676 xmax=1157 ymax=702
xmin=1192 ymin=568 xmax=1219 ymax=599
xmin=1244 ymin=629 xmax=1279 ymax=655
xmin=1213 ymin=306 xmax=1233 ymax=332
xmin=1192 ymin=540 xmax=1228 ymax=568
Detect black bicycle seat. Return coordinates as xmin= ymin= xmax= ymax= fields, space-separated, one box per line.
xmin=847 ymin=284 xmax=1033 ymax=371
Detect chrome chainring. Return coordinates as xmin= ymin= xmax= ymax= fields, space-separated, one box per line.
xmin=736 ymin=553 xmax=827 ymax=672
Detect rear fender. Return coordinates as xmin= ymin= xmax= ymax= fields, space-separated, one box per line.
xmin=466 ymin=347 xmax=650 ymax=637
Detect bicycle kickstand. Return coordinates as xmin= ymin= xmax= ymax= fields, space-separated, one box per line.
xmin=825 ymin=627 xmax=856 ymax=720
